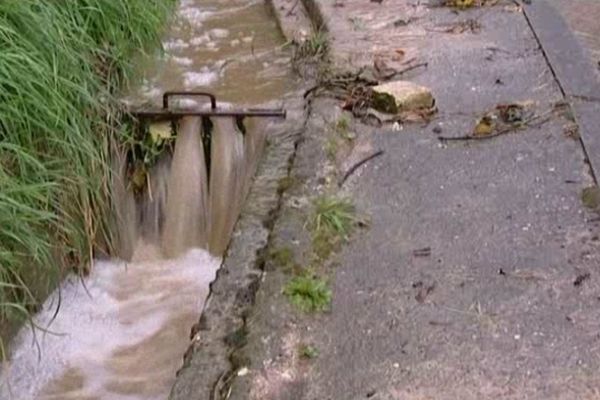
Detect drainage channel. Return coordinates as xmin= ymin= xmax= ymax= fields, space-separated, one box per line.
xmin=0 ymin=1 xmax=299 ymax=399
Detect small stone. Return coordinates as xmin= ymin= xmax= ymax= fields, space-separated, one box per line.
xmin=372 ymin=81 xmax=434 ymax=114
xmin=393 ymin=362 xmax=400 ymax=368
xmin=432 ymin=126 xmax=442 ymax=134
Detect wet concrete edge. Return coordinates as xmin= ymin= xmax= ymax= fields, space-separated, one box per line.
xmin=168 ymin=96 xmax=307 ymax=400
xmin=168 ymin=5 xmax=314 ymax=400
xmin=522 ymin=0 xmax=600 ymax=182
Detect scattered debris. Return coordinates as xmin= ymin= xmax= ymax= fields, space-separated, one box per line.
xmin=438 ymin=101 xmax=557 ymax=141
xmin=428 ymin=19 xmax=482 ymax=34
xmin=428 ymin=320 xmax=453 ymax=326
xmin=393 ymin=17 xmax=417 ymax=27
xmin=339 ymin=150 xmax=384 ymax=187
xmin=415 ymin=282 xmax=436 ymax=303
xmin=413 ymin=247 xmax=432 ymax=257
xmin=306 ymin=64 xmax=430 ymax=123
xmin=497 ymin=269 xmax=545 ymax=281
xmin=563 ymin=124 xmax=580 ymax=140
xmin=446 ymin=0 xmax=475 ymax=7
xmin=574 ymin=272 xmax=591 ymax=287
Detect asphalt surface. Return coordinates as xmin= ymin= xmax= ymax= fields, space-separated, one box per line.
xmin=226 ymin=1 xmax=600 ymax=399
xmin=547 ymin=0 xmax=600 ymax=64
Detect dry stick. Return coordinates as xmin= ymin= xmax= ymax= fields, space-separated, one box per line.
xmin=211 ymin=371 xmax=228 ymax=400
xmin=438 ymin=110 xmax=555 ymax=142
xmin=339 ymin=150 xmax=385 ymax=187
xmin=382 ymin=62 xmax=428 ymax=80
xmin=286 ymin=0 xmax=301 ymax=16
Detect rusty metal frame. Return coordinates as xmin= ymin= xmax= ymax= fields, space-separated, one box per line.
xmin=130 ymin=91 xmax=286 ymax=119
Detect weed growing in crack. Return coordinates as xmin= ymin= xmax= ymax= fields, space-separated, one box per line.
xmin=311 ymin=196 xmax=360 ymax=260
xmin=299 ymin=344 xmax=319 ymax=359
xmin=325 ymin=136 xmax=340 ymax=161
xmin=292 ymin=30 xmax=328 ymax=69
xmin=284 ymin=275 xmax=332 ymax=313
xmin=325 ymin=115 xmax=356 ymax=161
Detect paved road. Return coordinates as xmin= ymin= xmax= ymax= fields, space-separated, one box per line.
xmin=547 ymin=0 xmax=600 ymax=64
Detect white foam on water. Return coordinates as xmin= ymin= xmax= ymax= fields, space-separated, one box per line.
xmin=0 ymin=247 xmax=221 ymax=400
xmin=190 ymin=33 xmax=210 ymax=46
xmin=209 ymin=28 xmax=229 ymax=40
xmin=178 ymin=7 xmax=213 ymax=26
xmin=171 ymin=56 xmax=194 ymax=67
xmin=163 ymin=39 xmax=190 ymax=51
xmin=183 ymin=68 xmax=219 ymax=88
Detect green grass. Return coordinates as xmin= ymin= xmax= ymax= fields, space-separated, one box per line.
xmin=325 ymin=115 xmax=355 ymax=161
xmin=0 ymin=0 xmax=175 ymax=349
xmin=310 ymin=195 xmax=360 ymax=259
xmin=298 ymin=343 xmax=319 ymax=359
xmin=293 ymin=30 xmax=328 ymax=64
xmin=284 ymin=275 xmax=332 ymax=313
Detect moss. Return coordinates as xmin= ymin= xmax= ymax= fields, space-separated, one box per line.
xmin=582 ymin=186 xmax=600 ymax=209
xmin=312 ymin=228 xmax=341 ymax=261
xmin=224 ymin=326 xmax=249 ymax=348
xmin=277 ymin=175 xmax=297 ymax=194
xmin=371 ymin=91 xmax=399 ymax=114
xmin=269 ymin=246 xmax=295 ymax=270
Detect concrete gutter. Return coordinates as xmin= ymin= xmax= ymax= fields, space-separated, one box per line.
xmin=168 ymin=2 xmax=316 ymax=397
xmin=168 ymin=92 xmax=307 ymax=400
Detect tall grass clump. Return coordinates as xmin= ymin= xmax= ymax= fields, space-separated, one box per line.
xmin=0 ymin=0 xmax=176 ymax=347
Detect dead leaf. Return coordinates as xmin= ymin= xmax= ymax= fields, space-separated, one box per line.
xmin=149 ymin=121 xmax=172 ymax=143
xmin=473 ymin=115 xmax=495 ymax=136
xmin=130 ymin=161 xmax=147 ymax=193
xmin=392 ymin=49 xmax=406 ymax=62
xmin=415 ymin=283 xmax=436 ymax=303
xmin=445 ymin=0 xmax=475 ymax=8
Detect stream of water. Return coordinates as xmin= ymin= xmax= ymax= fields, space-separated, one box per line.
xmin=0 ymin=1 xmax=295 ymax=399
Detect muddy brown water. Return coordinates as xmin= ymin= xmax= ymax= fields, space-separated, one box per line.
xmin=0 ymin=1 xmax=297 ymax=399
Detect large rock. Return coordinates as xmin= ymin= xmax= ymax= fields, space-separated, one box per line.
xmin=372 ymin=81 xmax=435 ymax=114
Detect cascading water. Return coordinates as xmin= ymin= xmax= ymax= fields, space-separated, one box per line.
xmin=162 ymin=117 xmax=211 ymax=256
xmin=0 ymin=0 xmax=296 ymax=398
xmin=0 ymin=115 xmax=264 ymax=400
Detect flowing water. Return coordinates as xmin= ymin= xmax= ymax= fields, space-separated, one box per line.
xmin=1 ymin=1 xmax=296 ymax=399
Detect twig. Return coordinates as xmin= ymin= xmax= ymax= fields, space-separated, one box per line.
xmin=339 ymin=150 xmax=384 ymax=186
xmin=383 ymin=62 xmax=428 ymax=80
xmin=286 ymin=0 xmax=300 ymax=16
xmin=211 ymin=371 xmax=228 ymax=400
